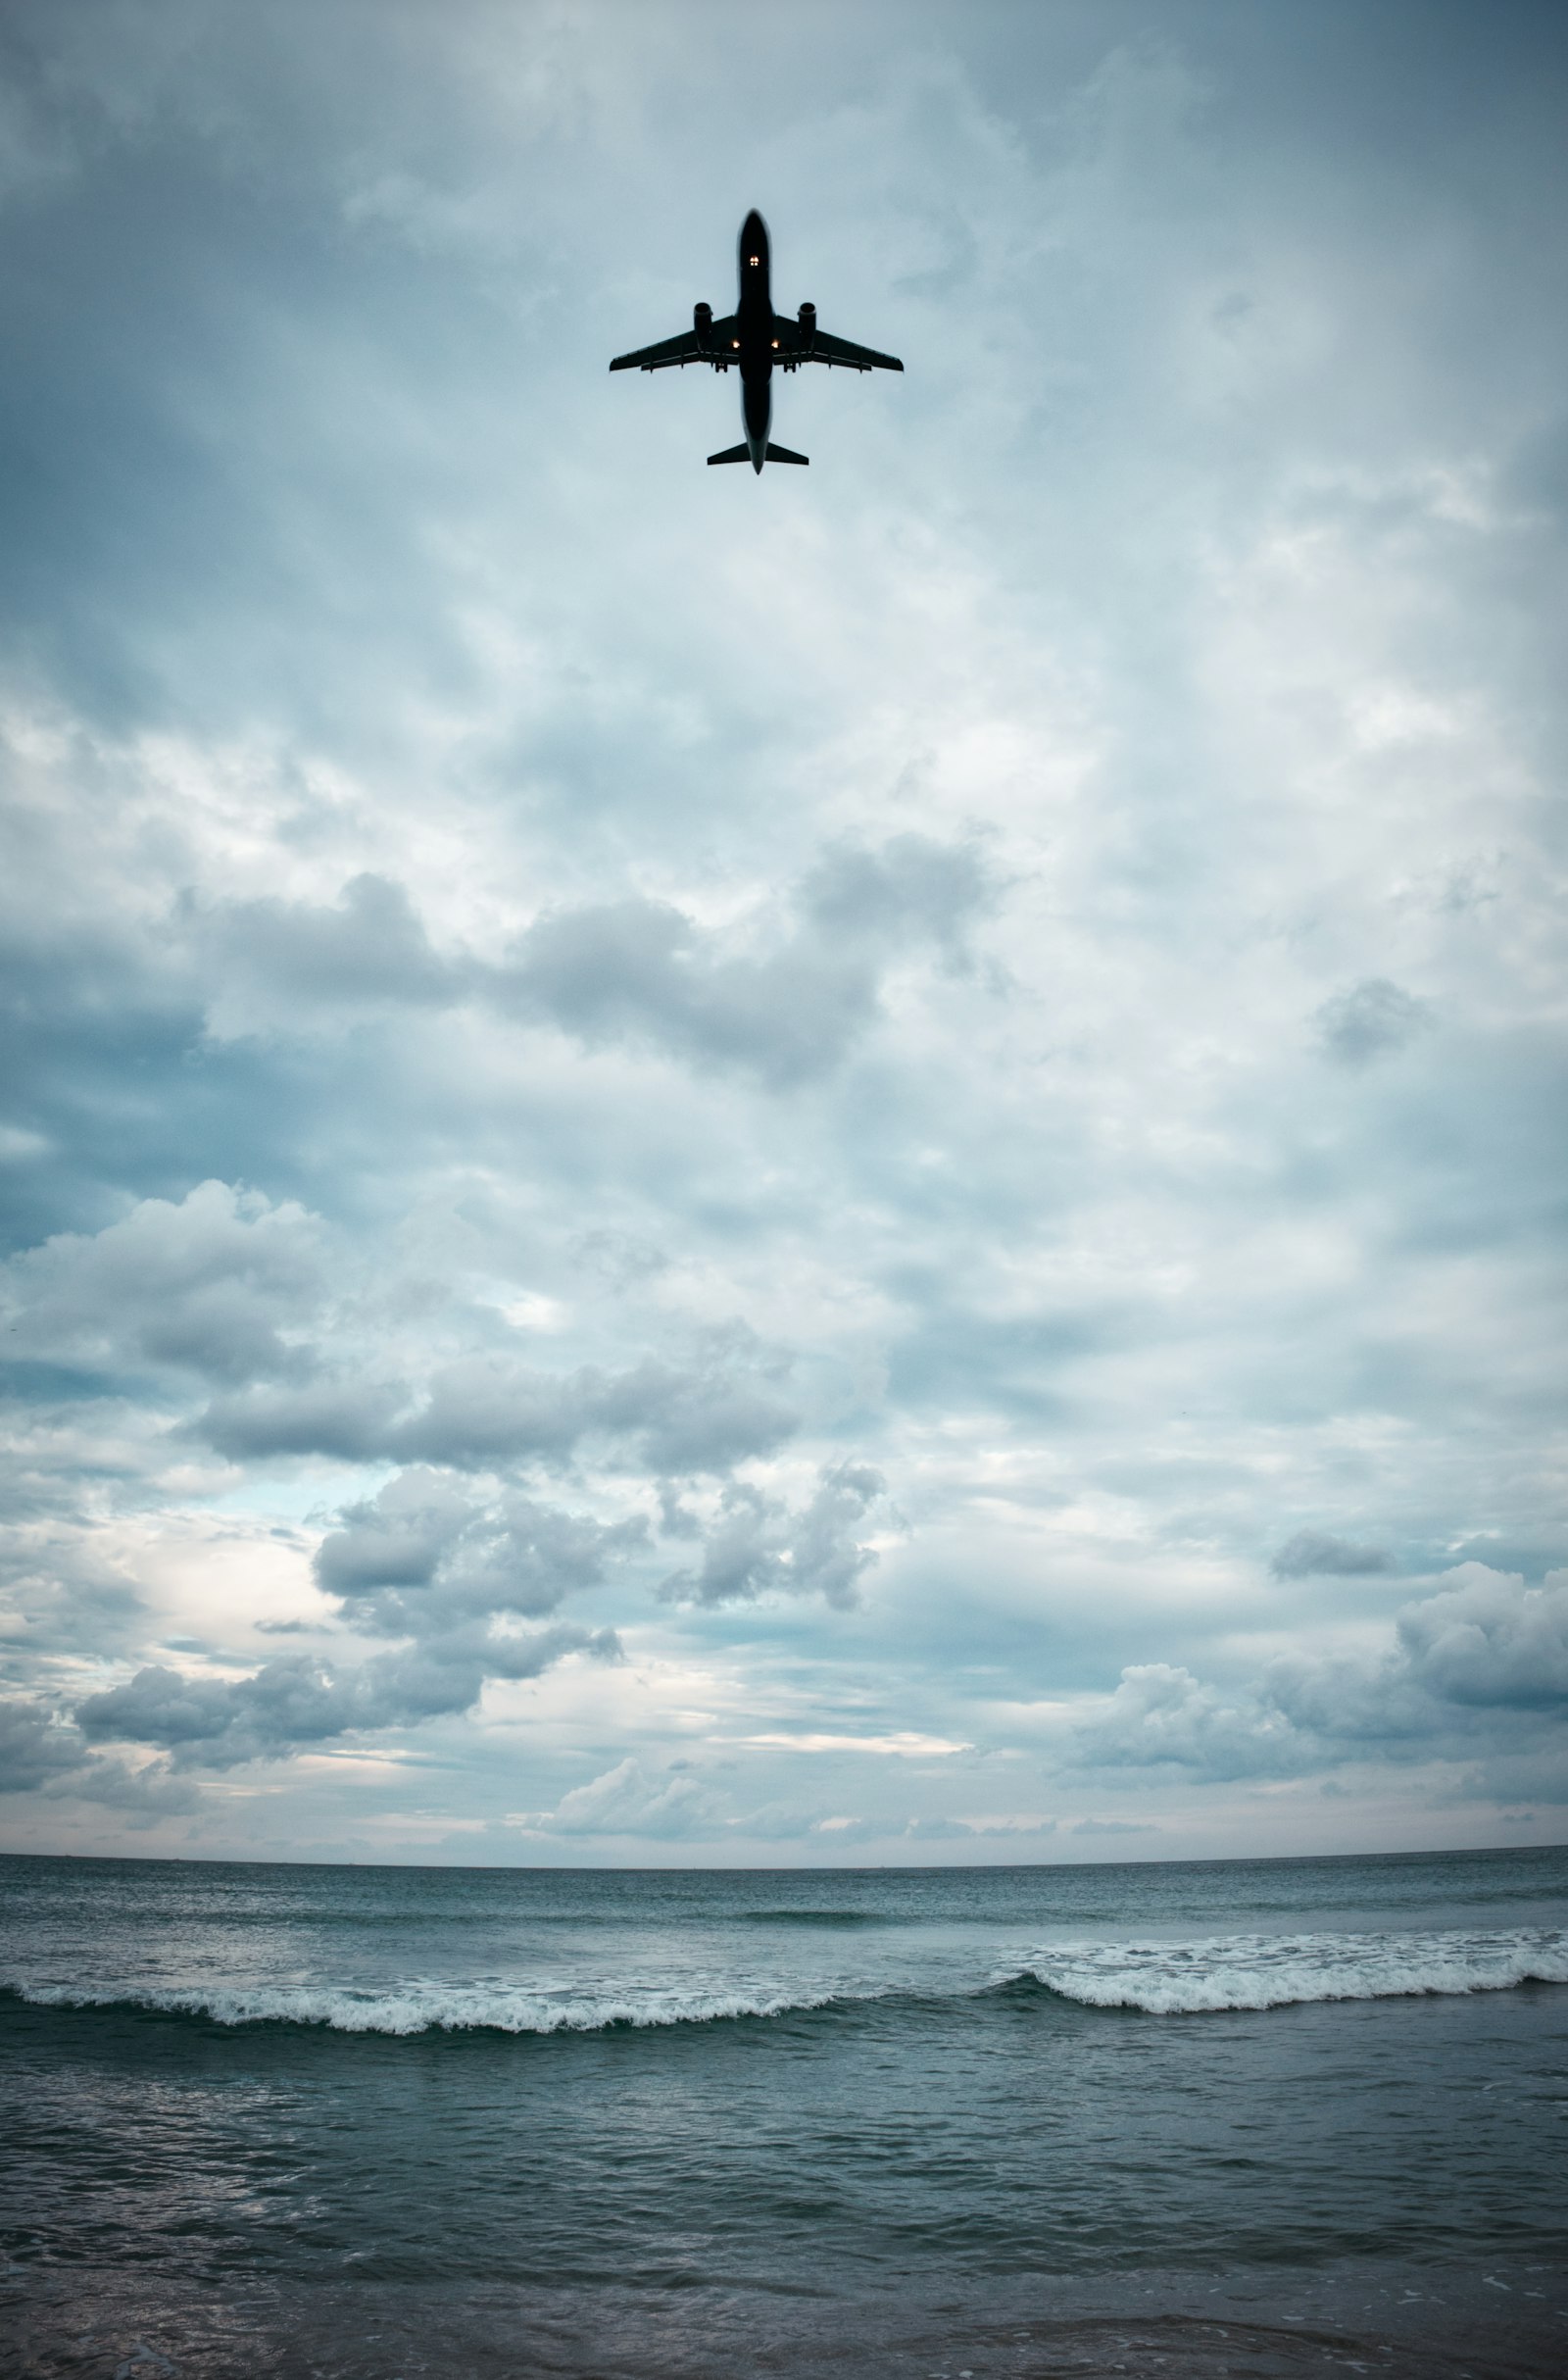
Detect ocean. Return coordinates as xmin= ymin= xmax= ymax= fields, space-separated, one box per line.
xmin=2 ymin=1845 xmax=1565 ymax=2379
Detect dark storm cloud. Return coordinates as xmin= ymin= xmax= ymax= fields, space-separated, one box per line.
xmin=498 ymin=835 xmax=995 ymax=1085
xmin=1271 ymin=1530 xmax=1393 ymax=1580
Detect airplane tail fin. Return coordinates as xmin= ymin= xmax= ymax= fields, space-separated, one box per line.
xmin=707 ymin=440 xmax=809 ymax=469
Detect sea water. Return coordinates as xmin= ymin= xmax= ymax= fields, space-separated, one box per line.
xmin=2 ymin=1846 xmax=1565 ymax=2378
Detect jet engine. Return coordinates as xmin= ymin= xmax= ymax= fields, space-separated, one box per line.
xmin=694 ymin=302 xmax=713 ymax=340
xmin=799 ymin=302 xmax=816 ymax=332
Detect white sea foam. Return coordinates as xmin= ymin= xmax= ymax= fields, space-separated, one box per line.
xmin=6 ymin=1975 xmax=856 ymax=2034
xmin=1023 ymin=1926 xmax=1568 ymax=2014
xmin=8 ymin=1923 xmax=1565 ymax=2034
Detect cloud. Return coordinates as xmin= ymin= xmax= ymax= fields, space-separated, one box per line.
xmin=391 ymin=1339 xmax=800 ymax=1476
xmin=497 ymin=835 xmax=995 ymax=1086
xmin=198 ymin=1337 xmax=801 ymax=1476
xmin=660 ymin=1463 xmax=885 ymax=1607
xmin=1074 ymin=1567 xmax=1568 ymax=1785
xmin=75 ymin=1625 xmax=620 ymax=1770
xmin=1395 ymin=1563 xmax=1568 ymax=1710
xmin=515 ymin=1756 xmax=717 ymax=1841
xmin=4 ymin=1180 xmax=325 ymax=1387
xmin=189 ymin=873 xmax=462 ymax=1023
xmin=0 ymin=1693 xmax=198 ymax=1814
xmin=1314 ymin=978 xmax=1433 ymax=1067
xmin=0 ymin=1695 xmax=87 ymax=1793
xmin=1271 ymin=1530 xmax=1393 ymax=1579
xmin=317 ymin=1469 xmax=647 ymax=1633
xmin=1074 ymin=1662 xmax=1304 ymax=1782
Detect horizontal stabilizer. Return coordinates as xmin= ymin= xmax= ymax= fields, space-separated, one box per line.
xmin=764 ymin=442 xmax=808 ymax=465
xmin=708 ymin=443 xmax=750 ymax=466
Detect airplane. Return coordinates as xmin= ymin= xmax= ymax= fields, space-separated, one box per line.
xmin=610 ymin=209 xmax=903 ymax=472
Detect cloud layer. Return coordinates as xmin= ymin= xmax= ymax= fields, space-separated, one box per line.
xmin=1 ymin=0 xmax=1565 ymax=1859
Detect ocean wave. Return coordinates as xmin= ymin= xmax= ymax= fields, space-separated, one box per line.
xmin=6 ymin=1924 xmax=1563 ymax=2039
xmin=1020 ymin=1926 xmax=1568 ymax=2014
xmin=0 ymin=1975 xmax=862 ymax=2036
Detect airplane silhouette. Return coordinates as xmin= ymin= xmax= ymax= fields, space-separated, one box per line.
xmin=610 ymin=209 xmax=903 ymax=472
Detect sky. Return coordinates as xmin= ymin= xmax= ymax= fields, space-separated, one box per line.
xmin=1 ymin=0 xmax=1565 ymax=1867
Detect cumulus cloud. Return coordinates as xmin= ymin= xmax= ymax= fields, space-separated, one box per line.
xmin=316 ymin=1469 xmax=647 ymax=1633
xmin=0 ymin=1696 xmax=87 ymax=1793
xmin=1074 ymin=1567 xmax=1568 ymax=1785
xmin=0 ymin=1694 xmax=197 ymax=1814
xmin=660 ymin=1463 xmax=886 ymax=1608
xmin=1075 ymin=1662 xmax=1303 ymax=1782
xmin=75 ymin=1626 xmax=620 ymax=1770
xmin=1396 ymin=1564 xmax=1568 ymax=1710
xmin=3 ymin=1181 xmax=325 ymax=1388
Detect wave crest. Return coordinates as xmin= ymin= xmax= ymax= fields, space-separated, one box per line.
xmin=2 ymin=1976 xmax=854 ymax=2036
xmin=1021 ymin=1927 xmax=1568 ymax=2014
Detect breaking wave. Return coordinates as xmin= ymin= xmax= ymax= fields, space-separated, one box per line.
xmin=1 ymin=1976 xmax=862 ymax=2035
xmin=1021 ymin=1926 xmax=1568 ymax=2014
xmin=5 ymin=1926 xmax=1563 ymax=2037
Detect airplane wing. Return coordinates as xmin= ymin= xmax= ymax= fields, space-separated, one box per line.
xmin=778 ymin=319 xmax=903 ymax=372
xmin=609 ymin=318 xmax=738 ymax=372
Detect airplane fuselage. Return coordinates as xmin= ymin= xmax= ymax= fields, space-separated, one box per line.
xmin=733 ymin=209 xmax=776 ymax=468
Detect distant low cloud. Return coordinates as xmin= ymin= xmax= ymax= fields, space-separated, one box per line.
xmin=514 ymin=1756 xmax=716 ymax=1842
xmin=1074 ymin=1567 xmax=1568 ymax=1785
xmin=1271 ymin=1530 xmax=1393 ymax=1579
